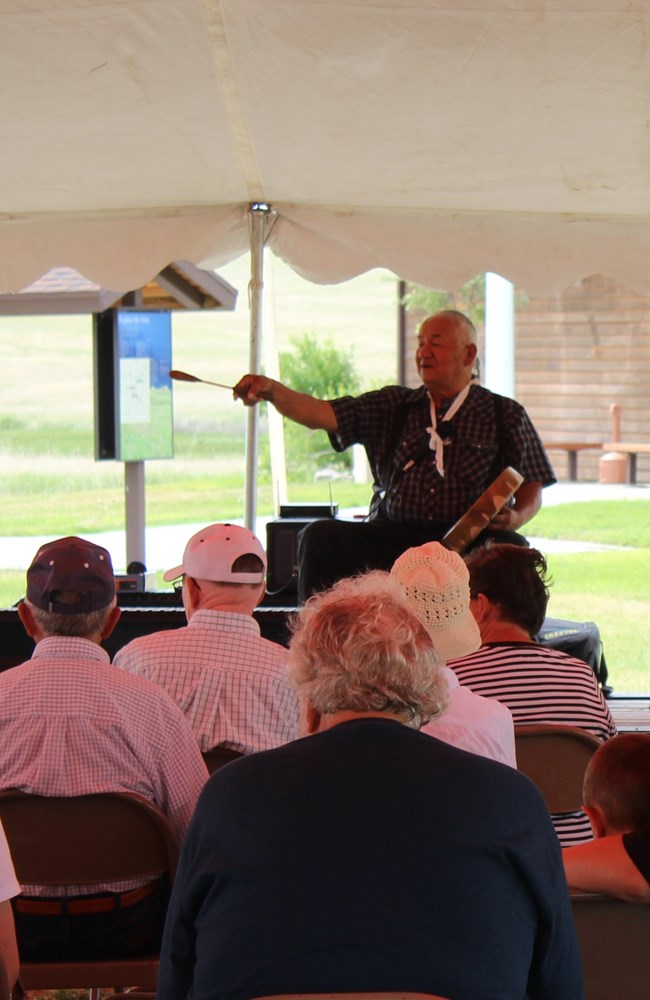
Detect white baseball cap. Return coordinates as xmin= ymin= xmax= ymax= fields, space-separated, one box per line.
xmin=163 ymin=523 xmax=267 ymax=585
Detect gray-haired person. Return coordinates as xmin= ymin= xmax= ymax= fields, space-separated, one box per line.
xmin=158 ymin=571 xmax=583 ymax=1000
xmin=234 ymin=309 xmax=555 ymax=600
xmin=0 ymin=536 xmax=208 ymax=961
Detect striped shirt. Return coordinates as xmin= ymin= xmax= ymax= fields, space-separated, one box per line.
xmin=114 ymin=609 xmax=300 ymax=753
xmin=449 ymin=642 xmax=617 ymax=846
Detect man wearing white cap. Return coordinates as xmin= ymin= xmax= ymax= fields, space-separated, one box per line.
xmin=391 ymin=541 xmax=516 ymax=766
xmin=114 ymin=523 xmax=299 ymax=755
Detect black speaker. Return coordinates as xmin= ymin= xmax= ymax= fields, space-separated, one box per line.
xmin=536 ymin=617 xmax=608 ymax=690
xmin=266 ymin=519 xmax=313 ymax=599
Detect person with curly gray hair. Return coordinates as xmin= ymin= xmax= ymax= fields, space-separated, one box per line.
xmin=158 ymin=570 xmax=582 ymax=1000
xmin=287 ymin=571 xmax=449 ymax=731
xmin=1 ymin=535 xmax=208 ymax=963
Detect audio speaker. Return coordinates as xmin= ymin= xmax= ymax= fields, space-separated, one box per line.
xmin=536 ymin=617 xmax=608 ymax=689
xmin=266 ymin=519 xmax=313 ymax=599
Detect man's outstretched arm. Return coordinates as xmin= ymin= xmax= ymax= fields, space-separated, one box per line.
xmin=234 ymin=374 xmax=338 ymax=432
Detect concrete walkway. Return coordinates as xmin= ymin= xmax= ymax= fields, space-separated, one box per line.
xmin=1 ymin=482 xmax=649 ymax=573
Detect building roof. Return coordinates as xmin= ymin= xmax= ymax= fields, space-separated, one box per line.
xmin=0 ymin=261 xmax=237 ymax=316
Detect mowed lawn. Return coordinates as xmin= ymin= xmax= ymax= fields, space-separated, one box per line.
xmin=2 ymin=484 xmax=648 ymax=694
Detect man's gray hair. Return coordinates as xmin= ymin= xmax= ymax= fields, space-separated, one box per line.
xmin=434 ymin=309 xmax=477 ymax=345
xmin=25 ymin=597 xmax=115 ymax=639
xmin=287 ymin=571 xmax=449 ymax=728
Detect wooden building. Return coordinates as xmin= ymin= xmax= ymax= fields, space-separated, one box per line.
xmin=403 ymin=275 xmax=650 ymax=483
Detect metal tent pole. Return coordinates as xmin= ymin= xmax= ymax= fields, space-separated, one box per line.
xmin=244 ymin=203 xmax=274 ymax=530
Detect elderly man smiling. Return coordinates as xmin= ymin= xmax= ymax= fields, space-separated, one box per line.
xmin=234 ymin=310 xmax=555 ymax=600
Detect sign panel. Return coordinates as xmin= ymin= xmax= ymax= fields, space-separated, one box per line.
xmin=115 ymin=310 xmax=173 ymax=461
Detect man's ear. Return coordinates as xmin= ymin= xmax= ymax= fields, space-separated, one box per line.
xmin=17 ymin=600 xmax=40 ymax=640
xmin=100 ymin=603 xmax=121 ymax=640
xmin=184 ymin=576 xmax=202 ymax=616
xmin=583 ymin=803 xmax=607 ymax=839
xmin=301 ymin=701 xmax=322 ymax=737
xmin=471 ymin=592 xmax=491 ymax=624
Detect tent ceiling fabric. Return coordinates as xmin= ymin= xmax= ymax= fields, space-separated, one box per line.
xmin=3 ymin=0 xmax=650 ymax=294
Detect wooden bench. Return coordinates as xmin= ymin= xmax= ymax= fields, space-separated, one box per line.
xmin=602 ymin=442 xmax=650 ymax=485
xmin=543 ymin=442 xmax=602 ymax=481
xmin=607 ymin=695 xmax=650 ymax=733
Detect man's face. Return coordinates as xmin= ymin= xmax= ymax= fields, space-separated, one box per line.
xmin=415 ymin=314 xmax=476 ymax=397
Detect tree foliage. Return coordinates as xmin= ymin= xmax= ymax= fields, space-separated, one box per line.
xmin=278 ymin=333 xmax=361 ymax=476
xmin=279 ymin=333 xmax=361 ymax=399
xmin=402 ymin=274 xmax=528 ymax=331
xmin=401 ymin=275 xmax=486 ymax=328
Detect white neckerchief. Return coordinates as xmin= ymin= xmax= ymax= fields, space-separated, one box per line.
xmin=426 ymin=382 xmax=472 ymax=477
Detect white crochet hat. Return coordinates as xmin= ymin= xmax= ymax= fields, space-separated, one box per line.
xmin=391 ymin=541 xmax=481 ymax=661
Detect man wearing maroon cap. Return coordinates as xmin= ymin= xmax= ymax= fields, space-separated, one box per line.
xmin=0 ymin=536 xmax=208 ymax=961
xmin=114 ymin=523 xmax=299 ymax=755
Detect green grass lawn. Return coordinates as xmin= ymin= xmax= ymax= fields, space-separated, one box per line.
xmin=529 ymin=499 xmax=650 ymax=548
xmin=2 ymin=488 xmax=649 ymax=693
xmin=528 ymin=500 xmax=650 ymax=692
xmin=543 ymin=548 xmax=648 ymax=693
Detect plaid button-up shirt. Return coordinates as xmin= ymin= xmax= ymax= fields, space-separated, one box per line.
xmin=330 ymin=383 xmax=555 ymax=528
xmin=114 ymin=610 xmax=299 ymax=753
xmin=0 ymin=636 xmax=208 ymax=894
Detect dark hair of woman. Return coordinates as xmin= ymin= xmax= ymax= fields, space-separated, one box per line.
xmin=464 ymin=543 xmax=551 ymax=638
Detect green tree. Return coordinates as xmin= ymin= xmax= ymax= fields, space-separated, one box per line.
xmin=402 ymin=274 xmax=528 ymax=331
xmin=402 ymin=274 xmax=486 ymax=329
xmin=278 ymin=333 xmax=361 ymax=477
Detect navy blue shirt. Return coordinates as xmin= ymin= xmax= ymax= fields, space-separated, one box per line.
xmin=158 ymin=719 xmax=582 ymax=1000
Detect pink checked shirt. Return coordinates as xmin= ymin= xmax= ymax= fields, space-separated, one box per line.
xmin=0 ymin=635 xmax=209 ymax=893
xmin=113 ymin=609 xmax=300 ymax=753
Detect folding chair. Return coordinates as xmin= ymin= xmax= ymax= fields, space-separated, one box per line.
xmin=513 ymin=724 xmax=601 ymax=813
xmin=252 ymin=993 xmax=450 ymax=1000
xmin=571 ymin=892 xmax=650 ymax=1000
xmin=0 ymin=789 xmax=178 ymax=998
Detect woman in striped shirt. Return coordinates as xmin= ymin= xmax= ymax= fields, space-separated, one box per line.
xmin=449 ymin=543 xmax=616 ymax=846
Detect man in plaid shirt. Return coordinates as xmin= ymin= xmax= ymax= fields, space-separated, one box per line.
xmin=235 ymin=310 xmax=555 ymax=600
xmin=0 ymin=536 xmax=208 ymax=961
xmin=114 ymin=523 xmax=299 ymax=754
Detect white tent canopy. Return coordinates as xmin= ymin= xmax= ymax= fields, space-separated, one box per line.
xmin=3 ymin=0 xmax=650 ymax=296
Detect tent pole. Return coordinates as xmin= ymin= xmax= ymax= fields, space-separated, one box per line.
xmin=244 ymin=203 xmax=272 ymax=530
xmin=124 ymin=460 xmax=146 ymax=568
xmin=484 ymin=272 xmax=515 ymax=397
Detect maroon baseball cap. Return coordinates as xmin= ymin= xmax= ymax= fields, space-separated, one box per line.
xmin=26 ymin=536 xmax=116 ymax=614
